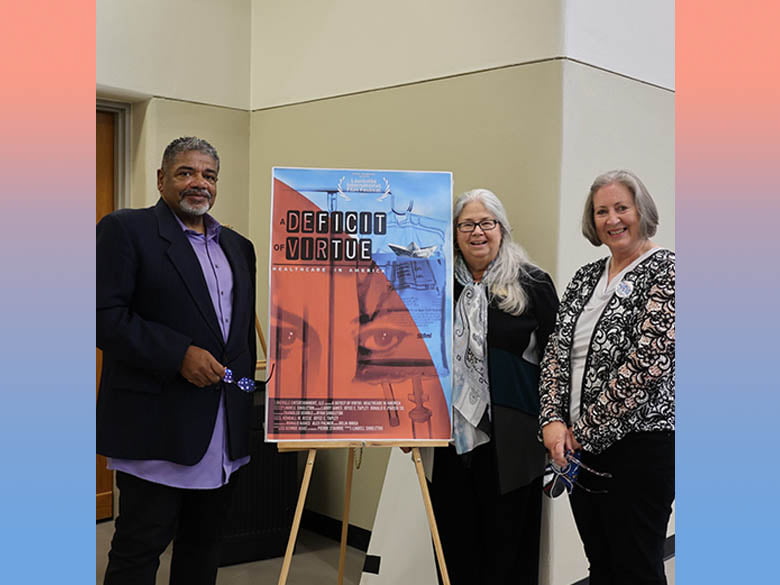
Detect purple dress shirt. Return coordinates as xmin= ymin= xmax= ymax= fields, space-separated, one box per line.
xmin=108 ymin=213 xmax=250 ymax=489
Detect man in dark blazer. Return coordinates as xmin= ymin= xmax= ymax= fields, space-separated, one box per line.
xmin=97 ymin=137 xmax=257 ymax=585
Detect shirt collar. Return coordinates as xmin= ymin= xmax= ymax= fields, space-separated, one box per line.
xmin=171 ymin=211 xmax=222 ymax=240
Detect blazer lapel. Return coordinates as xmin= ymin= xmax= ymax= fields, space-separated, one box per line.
xmin=154 ymin=200 xmax=224 ymax=345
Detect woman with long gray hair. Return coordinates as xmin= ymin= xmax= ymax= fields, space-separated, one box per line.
xmin=428 ymin=188 xmax=559 ymax=585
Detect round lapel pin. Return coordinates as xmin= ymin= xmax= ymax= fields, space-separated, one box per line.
xmin=615 ymin=280 xmax=634 ymax=298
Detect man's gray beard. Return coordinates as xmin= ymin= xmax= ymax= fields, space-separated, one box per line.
xmin=178 ymin=198 xmax=210 ymax=217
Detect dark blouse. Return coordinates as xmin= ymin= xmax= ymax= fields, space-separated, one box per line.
xmin=454 ymin=265 xmax=559 ymax=492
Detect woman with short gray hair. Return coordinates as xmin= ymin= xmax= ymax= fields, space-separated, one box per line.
xmin=539 ymin=169 xmax=675 ymax=585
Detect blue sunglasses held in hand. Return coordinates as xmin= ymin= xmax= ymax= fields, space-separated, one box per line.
xmin=542 ymin=450 xmax=612 ymax=498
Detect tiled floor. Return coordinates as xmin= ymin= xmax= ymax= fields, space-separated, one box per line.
xmin=96 ymin=521 xmax=364 ymax=585
xmin=97 ymin=520 xmax=673 ymax=584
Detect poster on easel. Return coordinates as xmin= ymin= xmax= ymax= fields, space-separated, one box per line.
xmin=265 ymin=167 xmax=453 ymax=442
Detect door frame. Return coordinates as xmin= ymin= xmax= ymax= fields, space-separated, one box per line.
xmin=96 ymin=99 xmax=131 ymax=520
xmin=97 ymin=99 xmax=131 ymax=211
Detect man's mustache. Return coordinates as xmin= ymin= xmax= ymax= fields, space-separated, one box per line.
xmin=179 ymin=188 xmax=212 ymax=200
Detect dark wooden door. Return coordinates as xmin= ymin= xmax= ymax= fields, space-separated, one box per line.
xmin=96 ymin=110 xmax=115 ymax=520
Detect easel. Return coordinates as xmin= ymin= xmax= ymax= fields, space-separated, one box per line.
xmin=274 ymin=441 xmax=451 ymax=585
xmin=254 ymin=319 xmax=452 ymax=584
xmin=255 ymin=315 xmax=268 ymax=372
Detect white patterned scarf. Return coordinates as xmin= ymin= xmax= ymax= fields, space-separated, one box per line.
xmin=452 ymin=257 xmax=491 ymax=454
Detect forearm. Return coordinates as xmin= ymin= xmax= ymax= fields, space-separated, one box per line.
xmin=539 ymin=331 xmax=567 ymax=427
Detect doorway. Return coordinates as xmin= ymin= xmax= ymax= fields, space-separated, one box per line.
xmin=96 ymin=102 xmax=129 ymax=520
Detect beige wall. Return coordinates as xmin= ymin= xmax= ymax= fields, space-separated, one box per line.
xmin=563 ymin=0 xmax=674 ymax=90
xmin=97 ymin=0 xmax=674 ymax=110
xmin=123 ymin=97 xmax=251 ymax=235
xmin=97 ymin=0 xmax=251 ymax=109
xmin=306 ymin=447 xmax=391 ymax=532
xmin=250 ymin=0 xmax=675 ymax=112
xmin=250 ymin=61 xmax=565 ymax=528
xmin=250 ymin=59 xmax=564 ymax=359
xmin=251 ymin=0 xmax=564 ymax=109
xmin=556 ymin=60 xmax=675 ymax=286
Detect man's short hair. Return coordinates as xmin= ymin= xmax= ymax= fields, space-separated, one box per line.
xmin=161 ymin=137 xmax=220 ymax=172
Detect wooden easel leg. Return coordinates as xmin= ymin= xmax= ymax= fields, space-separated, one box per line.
xmin=337 ymin=448 xmax=356 ymax=585
xmin=277 ymin=449 xmax=317 ymax=585
xmin=411 ymin=447 xmax=451 ymax=585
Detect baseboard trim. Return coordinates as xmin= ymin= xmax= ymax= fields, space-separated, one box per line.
xmin=301 ymin=511 xmax=674 ymax=583
xmin=301 ymin=509 xmax=372 ymax=552
xmin=663 ymin=534 xmax=675 ymax=561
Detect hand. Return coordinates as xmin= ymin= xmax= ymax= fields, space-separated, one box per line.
xmin=542 ymin=421 xmax=568 ymax=467
xmin=567 ymin=429 xmax=583 ymax=452
xmin=180 ymin=345 xmax=225 ymax=388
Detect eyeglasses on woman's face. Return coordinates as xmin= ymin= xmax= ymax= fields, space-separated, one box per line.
xmin=455 ymin=219 xmax=499 ymax=233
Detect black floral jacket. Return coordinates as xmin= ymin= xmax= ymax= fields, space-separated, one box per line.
xmin=539 ymin=249 xmax=675 ymax=454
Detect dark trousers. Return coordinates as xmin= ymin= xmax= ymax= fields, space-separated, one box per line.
xmin=103 ymin=470 xmax=238 ymax=585
xmin=570 ymin=431 xmax=675 ymax=585
xmin=429 ymin=443 xmax=542 ymax=585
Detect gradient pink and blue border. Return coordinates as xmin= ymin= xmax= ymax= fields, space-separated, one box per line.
xmin=676 ymin=2 xmax=780 ymax=582
xmin=0 ymin=3 xmax=95 ymax=583
xmin=1 ymin=2 xmax=776 ymax=582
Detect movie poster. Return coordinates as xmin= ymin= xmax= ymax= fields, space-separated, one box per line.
xmin=266 ymin=167 xmax=453 ymax=442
